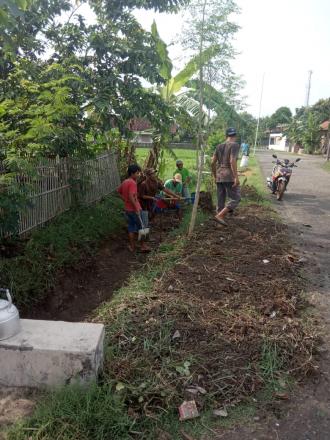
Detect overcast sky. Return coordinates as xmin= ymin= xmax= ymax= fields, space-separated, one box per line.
xmin=133 ymin=0 xmax=330 ymax=117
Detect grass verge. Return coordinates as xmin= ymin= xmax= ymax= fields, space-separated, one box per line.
xmin=322 ymin=160 xmax=330 ymax=172
xmin=0 ymin=195 xmax=124 ymax=307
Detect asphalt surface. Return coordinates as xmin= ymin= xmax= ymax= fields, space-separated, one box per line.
xmin=257 ymin=151 xmax=330 ymax=291
xmin=218 ymin=152 xmax=330 ymax=440
xmin=256 ymin=151 xmax=330 ymax=440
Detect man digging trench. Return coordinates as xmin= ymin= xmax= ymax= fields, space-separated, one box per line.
xmin=211 ymin=127 xmax=241 ymax=225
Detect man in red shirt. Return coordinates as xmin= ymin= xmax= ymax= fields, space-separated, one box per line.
xmin=117 ymin=164 xmax=150 ymax=253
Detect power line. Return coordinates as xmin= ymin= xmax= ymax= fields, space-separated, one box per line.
xmin=253 ymin=73 xmax=265 ymax=155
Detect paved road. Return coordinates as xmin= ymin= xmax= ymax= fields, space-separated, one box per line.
xmin=258 ymin=152 xmax=330 ymax=290
xmin=258 ymin=152 xmax=330 ymax=440
xmin=221 ymin=153 xmax=330 ymax=440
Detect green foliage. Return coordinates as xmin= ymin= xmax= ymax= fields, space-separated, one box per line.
xmin=181 ymin=0 xmax=243 ymax=128
xmin=268 ymin=106 xmax=292 ymax=129
xmin=0 ymin=195 xmax=124 ymax=306
xmin=238 ymin=111 xmax=257 ymax=145
xmin=0 ymin=173 xmax=31 ymax=237
xmin=8 ymin=382 xmax=132 ymax=440
xmin=207 ymin=129 xmax=225 ymax=152
xmin=285 ymin=98 xmax=330 ymax=152
xmin=285 ymin=99 xmax=327 ymax=153
xmin=300 ymin=111 xmax=321 ymax=153
xmin=1 ymin=0 xmax=187 ymax=162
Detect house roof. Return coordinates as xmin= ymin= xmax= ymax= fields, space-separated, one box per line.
xmin=128 ymin=117 xmax=178 ymax=134
xmin=320 ymin=120 xmax=329 ymax=130
xmin=129 ymin=118 xmax=152 ymax=131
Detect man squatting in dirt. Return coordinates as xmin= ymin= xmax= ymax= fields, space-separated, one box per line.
xmin=138 ymin=168 xmax=179 ymax=220
xmin=117 ymin=164 xmax=150 ymax=253
xmin=211 ymin=127 xmax=241 ymax=225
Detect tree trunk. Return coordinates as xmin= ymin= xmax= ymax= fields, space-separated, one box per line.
xmin=144 ymin=141 xmax=161 ymax=169
xmin=188 ymin=0 xmax=206 ymax=237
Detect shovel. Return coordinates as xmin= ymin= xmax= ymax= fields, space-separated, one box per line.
xmin=137 ymin=213 xmax=150 ymax=241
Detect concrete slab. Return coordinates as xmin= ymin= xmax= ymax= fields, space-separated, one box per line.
xmin=0 ymin=319 xmax=104 ymax=388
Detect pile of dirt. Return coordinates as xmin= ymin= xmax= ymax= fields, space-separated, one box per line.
xmin=100 ymin=205 xmax=319 ymax=416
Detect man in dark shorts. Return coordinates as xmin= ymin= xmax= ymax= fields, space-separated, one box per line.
xmin=211 ymin=127 xmax=241 ymax=226
xmin=117 ymin=164 xmax=150 ymax=252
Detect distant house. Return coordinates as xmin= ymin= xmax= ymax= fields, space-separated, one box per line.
xmin=268 ymin=132 xmax=288 ymax=152
xmin=128 ymin=118 xmax=153 ymax=145
xmin=128 ymin=118 xmax=178 ymax=145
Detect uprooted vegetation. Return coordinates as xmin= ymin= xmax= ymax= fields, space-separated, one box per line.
xmin=99 ymin=206 xmax=318 ymax=411
xmin=8 ymin=197 xmax=320 ymax=439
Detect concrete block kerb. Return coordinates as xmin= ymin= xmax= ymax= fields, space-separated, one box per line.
xmin=0 ymin=319 xmax=105 ymax=388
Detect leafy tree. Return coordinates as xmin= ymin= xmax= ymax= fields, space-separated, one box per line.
xmin=268 ymin=106 xmax=292 ymax=129
xmin=181 ymin=0 xmax=241 ymax=126
xmin=285 ymin=98 xmax=330 ymax=153
xmin=1 ymin=0 xmax=190 ymax=160
xmin=300 ymin=111 xmax=321 ymax=154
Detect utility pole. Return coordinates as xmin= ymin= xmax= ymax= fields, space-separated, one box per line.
xmin=305 ymin=70 xmax=312 ymax=107
xmin=253 ymin=73 xmax=265 ymax=156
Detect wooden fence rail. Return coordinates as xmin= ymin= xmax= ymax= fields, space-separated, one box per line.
xmin=2 ymin=151 xmax=120 ymax=237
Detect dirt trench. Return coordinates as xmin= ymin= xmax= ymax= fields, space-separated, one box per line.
xmin=21 ymin=215 xmax=180 ymax=322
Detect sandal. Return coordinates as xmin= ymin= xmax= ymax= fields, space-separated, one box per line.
xmin=214 ymin=217 xmax=227 ymax=226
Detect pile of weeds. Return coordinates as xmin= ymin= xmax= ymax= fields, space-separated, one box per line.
xmin=0 ymin=195 xmax=124 ymax=307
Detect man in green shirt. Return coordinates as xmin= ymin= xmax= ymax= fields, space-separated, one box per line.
xmin=162 ymin=174 xmax=183 ymax=219
xmin=173 ymin=159 xmax=191 ymax=200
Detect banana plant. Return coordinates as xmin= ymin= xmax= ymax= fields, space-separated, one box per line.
xmin=145 ymin=21 xmax=219 ymax=168
xmin=152 ymin=20 xmax=219 ymax=105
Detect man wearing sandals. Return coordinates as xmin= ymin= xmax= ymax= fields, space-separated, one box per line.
xmin=211 ymin=127 xmax=241 ymax=226
xmin=117 ymin=164 xmax=150 ymax=253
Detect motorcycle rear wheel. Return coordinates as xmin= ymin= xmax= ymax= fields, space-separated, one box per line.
xmin=277 ymin=181 xmax=285 ymax=201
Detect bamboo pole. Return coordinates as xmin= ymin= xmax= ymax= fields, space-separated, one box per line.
xmin=188 ymin=0 xmax=207 ymax=237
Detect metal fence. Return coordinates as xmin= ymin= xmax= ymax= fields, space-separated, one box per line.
xmin=9 ymin=151 xmax=120 ymax=236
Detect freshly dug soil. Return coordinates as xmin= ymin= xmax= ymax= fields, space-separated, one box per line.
xmin=101 ymin=204 xmax=319 ymax=415
xmin=21 ymin=214 xmax=182 ymax=321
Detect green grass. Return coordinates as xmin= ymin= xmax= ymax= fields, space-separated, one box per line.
xmin=241 ymin=155 xmax=268 ymax=197
xmin=135 ymin=147 xmax=213 ymax=192
xmin=0 ymin=195 xmax=124 ymax=307
xmin=7 ymin=207 xmax=211 ymax=440
xmin=322 ymin=160 xmax=330 ymax=172
xmin=136 ymin=147 xmax=198 ymax=181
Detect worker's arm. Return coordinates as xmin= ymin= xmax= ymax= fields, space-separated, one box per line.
xmin=230 ymin=156 xmax=240 ymax=187
xmin=164 ymin=188 xmax=181 ymax=199
xmin=211 ymin=154 xmax=217 ymax=180
xmin=128 ymin=192 xmax=140 ymax=213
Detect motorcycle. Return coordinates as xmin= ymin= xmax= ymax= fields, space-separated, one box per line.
xmin=267 ymin=154 xmax=301 ymax=201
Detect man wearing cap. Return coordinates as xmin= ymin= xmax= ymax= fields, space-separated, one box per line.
xmin=173 ymin=160 xmax=191 ymax=199
xmin=161 ymin=174 xmax=184 ymax=219
xmin=211 ymin=127 xmax=241 ymax=225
